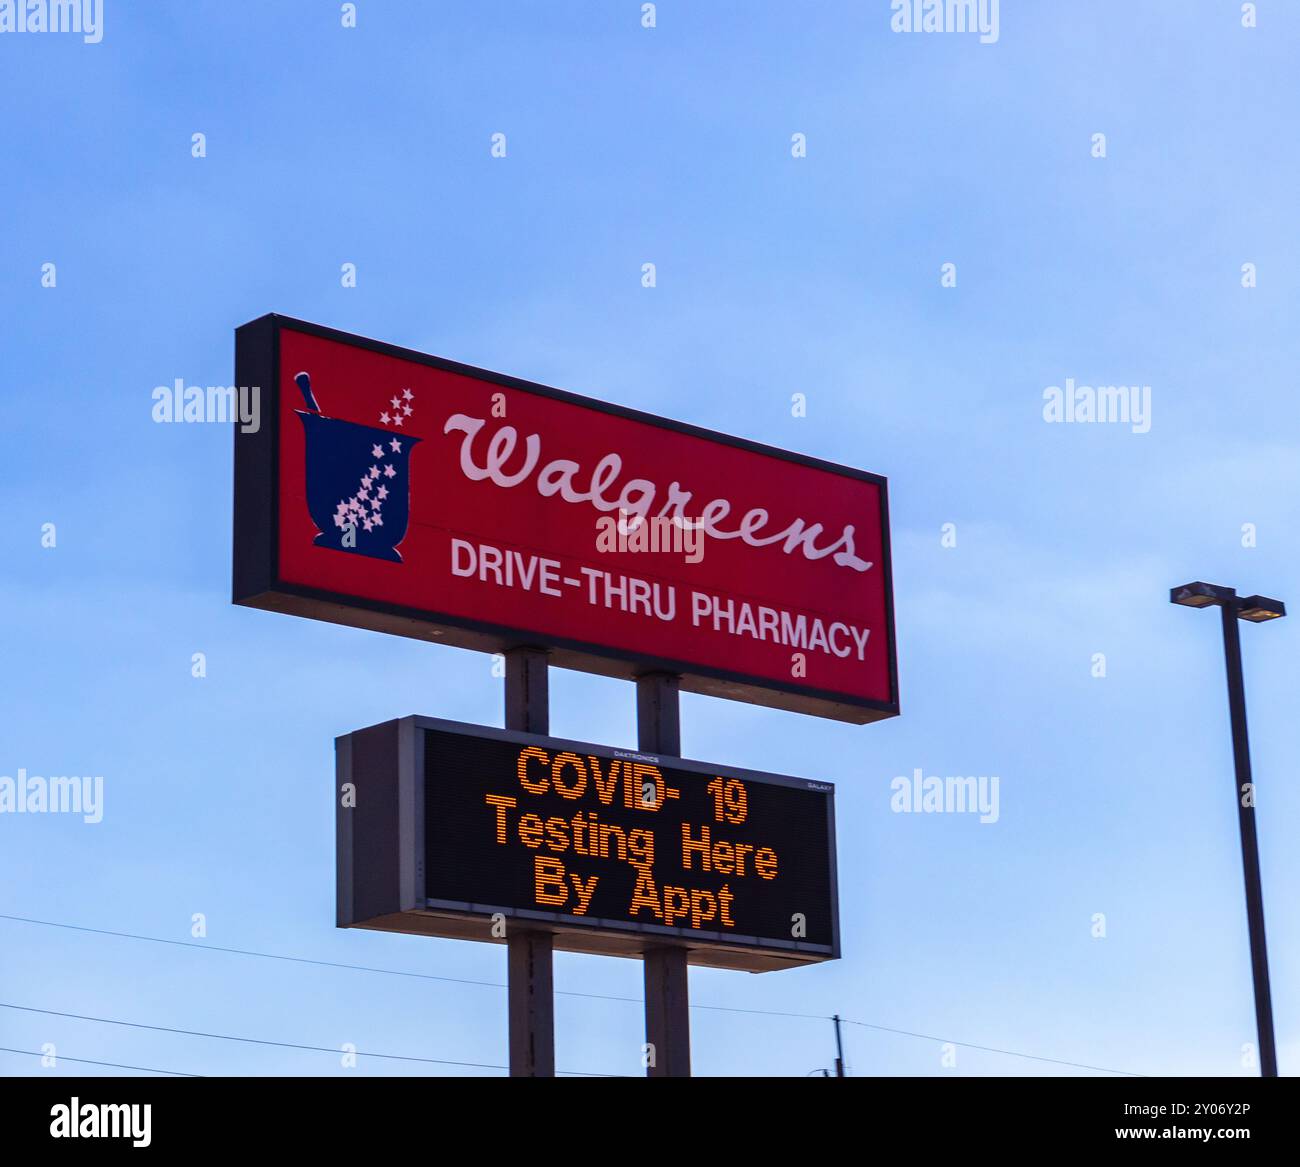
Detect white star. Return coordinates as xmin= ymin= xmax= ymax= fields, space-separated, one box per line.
xmin=384 ymin=464 xmax=396 ymax=478
xmin=371 ymin=444 xmax=384 ymax=458
xmin=334 ymin=512 xmax=347 ymax=529
xmin=402 ymin=388 xmax=413 ymax=401
xmin=380 ymin=412 xmax=391 ymax=425
xmin=363 ymin=517 xmax=374 ymax=532
xmin=390 ymin=396 xmax=401 ymax=409
xmin=393 ymin=414 xmax=404 ymax=426
xmin=372 ymin=513 xmax=383 ymax=527
xmin=376 ymin=485 xmax=388 ymax=500
xmin=402 ymin=404 xmax=412 ymax=416
xmin=389 ymin=438 xmax=401 ymax=453
xmin=369 ymin=465 xmax=380 ymax=478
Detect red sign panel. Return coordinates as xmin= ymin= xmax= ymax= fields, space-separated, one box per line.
xmin=233 ymin=315 xmax=897 ymax=723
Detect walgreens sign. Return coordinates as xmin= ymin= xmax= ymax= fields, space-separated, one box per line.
xmin=233 ymin=316 xmax=897 ymax=723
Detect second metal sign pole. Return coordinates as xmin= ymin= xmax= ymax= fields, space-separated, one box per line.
xmin=503 ymin=658 xmax=692 ymax=1077
xmin=637 ymin=672 xmax=692 ymax=1077
xmin=504 ymin=646 xmax=555 ymax=1077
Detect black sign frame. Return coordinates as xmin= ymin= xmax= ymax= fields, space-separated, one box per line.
xmin=337 ymin=716 xmax=840 ymax=973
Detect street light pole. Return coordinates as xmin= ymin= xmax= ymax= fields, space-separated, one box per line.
xmin=1171 ymin=582 xmax=1284 ymax=1079
xmin=1216 ymin=600 xmax=1277 ymax=1078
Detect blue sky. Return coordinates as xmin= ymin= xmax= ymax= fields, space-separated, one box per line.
xmin=2 ymin=1 xmax=1298 ymax=1077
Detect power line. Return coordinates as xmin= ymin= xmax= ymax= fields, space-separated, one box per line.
xmin=0 ymin=913 xmax=504 ymax=990
xmin=1 ymin=913 xmax=1147 ymax=1077
xmin=838 ymin=1017 xmax=1145 ymax=1077
xmin=0 ymin=912 xmax=813 ymax=1015
xmin=0 ymin=1002 xmax=614 ymax=1077
xmin=0 ymin=1046 xmax=200 ymax=1077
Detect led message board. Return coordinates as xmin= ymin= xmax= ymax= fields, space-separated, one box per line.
xmin=234 ymin=314 xmax=898 ymax=724
xmin=337 ymin=717 xmax=839 ymax=972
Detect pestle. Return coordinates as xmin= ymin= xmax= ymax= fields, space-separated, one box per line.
xmin=294 ymin=371 xmax=321 ymax=413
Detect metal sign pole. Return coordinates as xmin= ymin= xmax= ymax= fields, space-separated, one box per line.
xmin=637 ymin=672 xmax=691 ymax=1077
xmin=504 ymin=647 xmax=555 ymax=1077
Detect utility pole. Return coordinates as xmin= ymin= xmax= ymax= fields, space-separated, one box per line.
xmin=833 ymin=1014 xmax=845 ymax=1077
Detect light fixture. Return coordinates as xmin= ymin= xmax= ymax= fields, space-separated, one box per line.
xmin=1238 ymin=595 xmax=1287 ymax=623
xmin=1170 ymin=581 xmax=1233 ymax=608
